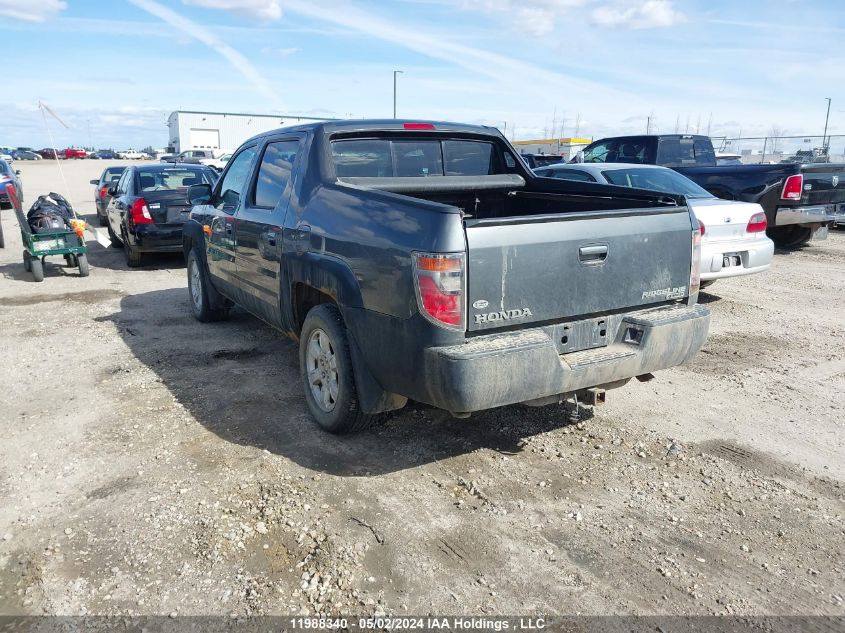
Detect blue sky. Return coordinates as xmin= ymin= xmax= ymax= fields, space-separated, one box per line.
xmin=1 ymin=0 xmax=843 ymax=151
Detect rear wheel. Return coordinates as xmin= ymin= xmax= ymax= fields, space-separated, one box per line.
xmin=769 ymin=225 xmax=813 ymax=249
xmin=98 ymin=212 xmax=108 ymax=227
xmin=31 ymin=257 xmax=44 ymax=282
xmin=299 ymin=304 xmax=378 ymax=434
xmin=77 ymin=253 xmax=89 ymax=277
xmin=187 ymin=249 xmax=229 ymax=322
xmin=124 ymin=235 xmax=143 ymax=267
xmin=23 ymin=250 xmax=31 ymax=272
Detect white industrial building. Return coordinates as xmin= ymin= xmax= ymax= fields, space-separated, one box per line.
xmin=166 ymin=110 xmax=335 ymax=153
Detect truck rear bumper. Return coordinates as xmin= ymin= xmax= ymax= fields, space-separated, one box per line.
xmin=775 ymin=205 xmax=833 ymax=227
xmin=423 ymin=304 xmax=710 ymax=413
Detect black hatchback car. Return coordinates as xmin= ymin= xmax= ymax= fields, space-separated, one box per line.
xmin=105 ymin=164 xmax=216 ymax=267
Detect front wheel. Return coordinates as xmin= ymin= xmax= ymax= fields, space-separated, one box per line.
xmin=107 ymin=222 xmax=122 ymax=248
xmin=299 ymin=304 xmax=378 ymax=434
xmin=31 ymin=257 xmax=44 ymax=282
xmin=187 ymin=249 xmax=229 ymax=322
xmin=77 ymin=253 xmax=89 ymax=277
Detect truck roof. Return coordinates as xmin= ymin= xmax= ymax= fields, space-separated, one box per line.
xmin=241 ymin=119 xmax=503 ymax=145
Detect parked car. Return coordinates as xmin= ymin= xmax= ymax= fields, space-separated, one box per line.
xmin=0 ymin=159 xmax=16 ymax=247
xmin=0 ymin=151 xmax=12 ymax=162
xmin=162 ymin=149 xmax=229 ymax=165
xmin=519 ymin=153 xmax=566 ymax=169
xmin=199 ymin=152 xmax=232 ymax=171
xmin=90 ymin=150 xmax=119 ymax=160
xmin=12 ymin=150 xmax=41 ymax=160
xmin=183 ymin=120 xmax=710 ymax=433
xmin=62 ymin=148 xmax=88 ymax=159
xmin=105 ymin=163 xmax=217 ymax=267
xmin=574 ymin=134 xmax=845 ymax=248
xmin=535 ymin=162 xmax=774 ymax=287
xmin=117 ymin=149 xmax=145 ymax=160
xmin=90 ymin=166 xmax=127 ymax=226
xmin=37 ymin=148 xmax=58 ymax=160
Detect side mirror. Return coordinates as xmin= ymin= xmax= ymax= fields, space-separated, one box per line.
xmin=90 ymin=179 xmax=99 ymax=185
xmin=107 ymin=186 xmax=119 ymax=196
xmin=15 ymin=170 xmax=21 ymax=176
xmin=188 ymin=183 xmax=212 ymax=206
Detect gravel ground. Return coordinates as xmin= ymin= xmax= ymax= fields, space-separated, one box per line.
xmin=0 ymin=160 xmax=843 ymax=617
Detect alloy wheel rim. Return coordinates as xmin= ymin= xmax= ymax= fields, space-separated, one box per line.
xmin=306 ymin=328 xmax=339 ymax=412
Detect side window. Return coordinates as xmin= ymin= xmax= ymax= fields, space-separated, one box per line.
xmin=253 ymin=140 xmax=299 ymax=209
xmin=216 ymin=146 xmax=258 ymax=209
xmin=548 ymin=169 xmax=596 ymax=182
xmin=116 ymin=170 xmax=130 ymax=194
xmin=582 ymin=141 xmax=613 ymax=163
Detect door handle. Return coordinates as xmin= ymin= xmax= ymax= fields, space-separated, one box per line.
xmin=579 ymin=244 xmax=608 ymax=263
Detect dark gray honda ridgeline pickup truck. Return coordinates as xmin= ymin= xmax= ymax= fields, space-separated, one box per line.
xmin=182 ymin=120 xmax=710 ymax=434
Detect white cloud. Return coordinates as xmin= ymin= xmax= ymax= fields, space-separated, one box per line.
xmin=181 ymin=0 xmax=282 ymax=21
xmin=463 ymin=0 xmax=588 ymax=36
xmin=128 ymin=0 xmax=281 ymax=104
xmin=260 ymin=46 xmax=300 ymax=56
xmin=0 ymin=0 xmax=66 ymax=22
xmin=591 ymin=0 xmax=686 ymax=29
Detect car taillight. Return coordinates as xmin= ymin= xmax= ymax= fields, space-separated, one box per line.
xmin=688 ymin=228 xmax=701 ymax=303
xmin=130 ymin=198 xmax=153 ymax=225
xmin=781 ymin=174 xmax=803 ymax=200
xmin=413 ymin=252 xmax=464 ymax=329
xmin=746 ymin=212 xmax=767 ymax=233
xmin=99 ymin=185 xmax=109 ymax=199
xmin=699 ymin=220 xmax=705 ymax=236
xmin=5 ymin=184 xmax=20 ymax=211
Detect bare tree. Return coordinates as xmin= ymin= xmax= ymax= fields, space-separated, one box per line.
xmin=768 ymin=125 xmax=786 ymax=154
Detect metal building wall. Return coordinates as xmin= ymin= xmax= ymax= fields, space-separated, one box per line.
xmin=169 ymin=111 xmax=331 ymax=153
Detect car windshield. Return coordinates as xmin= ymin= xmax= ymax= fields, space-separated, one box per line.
xmin=136 ymin=167 xmax=215 ymax=191
xmin=601 ymin=167 xmax=714 ymax=198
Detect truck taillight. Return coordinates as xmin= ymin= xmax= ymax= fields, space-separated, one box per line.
xmin=781 ymin=174 xmax=803 ymax=200
xmin=130 ymin=198 xmax=153 ymax=225
xmin=746 ymin=212 xmax=767 ymax=233
xmin=413 ymin=252 xmax=464 ymax=329
xmin=689 ymin=228 xmax=702 ymax=302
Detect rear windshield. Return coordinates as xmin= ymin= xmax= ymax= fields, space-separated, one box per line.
xmin=656 ymin=137 xmax=715 ymax=167
xmin=104 ymin=167 xmax=125 ymax=182
xmin=136 ymin=167 xmax=215 ymax=191
xmin=602 ymin=167 xmax=714 ymax=199
xmin=332 ymin=138 xmax=495 ymax=177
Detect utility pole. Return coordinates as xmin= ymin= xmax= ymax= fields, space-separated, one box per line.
xmin=393 ymin=70 xmax=403 ymax=119
xmin=822 ymin=97 xmax=832 ymax=151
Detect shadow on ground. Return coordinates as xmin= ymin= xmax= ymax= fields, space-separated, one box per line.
xmin=101 ymin=288 xmax=584 ymax=476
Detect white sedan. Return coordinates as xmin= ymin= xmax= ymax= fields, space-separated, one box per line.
xmin=534 ymin=162 xmax=774 ymax=286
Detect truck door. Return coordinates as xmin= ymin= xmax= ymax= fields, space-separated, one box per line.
xmin=234 ymin=138 xmax=301 ymax=327
xmin=205 ymin=145 xmax=258 ymax=297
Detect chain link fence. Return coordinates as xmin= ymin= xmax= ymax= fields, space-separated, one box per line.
xmin=712 ymin=135 xmax=845 ymax=164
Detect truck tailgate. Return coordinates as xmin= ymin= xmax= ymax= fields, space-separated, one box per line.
xmin=465 ymin=206 xmax=693 ymax=332
xmin=801 ymin=164 xmax=845 ymax=206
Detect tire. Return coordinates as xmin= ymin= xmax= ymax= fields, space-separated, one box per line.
xmin=700 ymin=280 xmax=715 ymax=290
xmin=187 ymin=249 xmax=229 ymax=322
xmin=123 ymin=235 xmax=143 ymax=267
xmin=98 ymin=212 xmax=108 ymax=227
xmin=23 ymin=250 xmax=31 ymax=272
xmin=107 ymin=222 xmax=122 ymax=248
xmin=769 ymin=225 xmax=813 ymax=249
xmin=31 ymin=257 xmax=44 ymax=282
xmin=299 ymin=303 xmax=377 ymax=434
xmin=77 ymin=253 xmax=89 ymax=277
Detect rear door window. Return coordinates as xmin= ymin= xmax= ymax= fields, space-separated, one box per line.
xmin=656 ymin=137 xmax=715 ymax=167
xmin=542 ymin=168 xmax=597 ymax=182
xmin=253 ymin=140 xmax=299 ymax=209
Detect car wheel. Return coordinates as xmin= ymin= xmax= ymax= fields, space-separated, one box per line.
xmin=187 ymin=248 xmax=229 ymax=322
xmin=769 ymin=225 xmax=813 ymax=249
xmin=107 ymin=222 xmax=122 ymax=248
xmin=98 ymin=212 xmax=108 ymax=227
xmin=299 ymin=304 xmax=378 ymax=434
xmin=77 ymin=253 xmax=89 ymax=277
xmin=31 ymin=257 xmax=44 ymax=282
xmin=123 ymin=235 xmax=143 ymax=267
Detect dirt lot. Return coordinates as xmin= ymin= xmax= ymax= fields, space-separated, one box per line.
xmin=0 ymin=160 xmax=843 ymax=618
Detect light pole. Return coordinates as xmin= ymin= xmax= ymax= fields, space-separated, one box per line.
xmin=822 ymin=97 xmax=832 ymax=152
xmin=393 ymin=70 xmax=403 ymax=119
